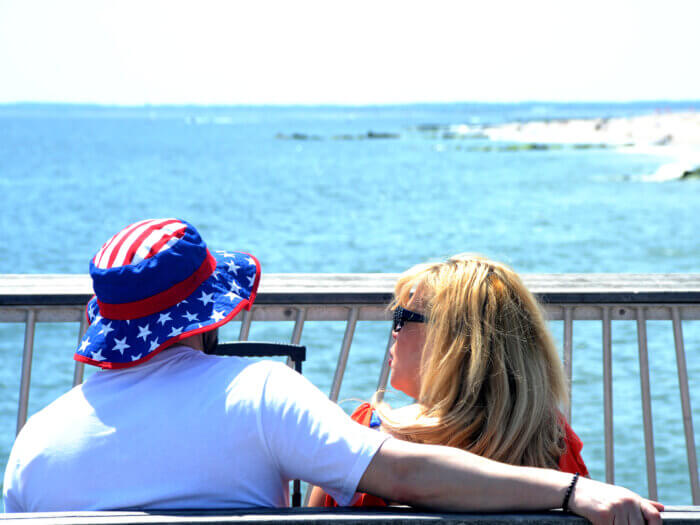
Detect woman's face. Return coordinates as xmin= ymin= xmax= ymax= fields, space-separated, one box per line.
xmin=389 ymin=289 xmax=427 ymax=399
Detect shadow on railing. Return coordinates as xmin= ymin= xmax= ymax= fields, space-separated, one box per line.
xmin=1 ymin=273 xmax=699 ymax=504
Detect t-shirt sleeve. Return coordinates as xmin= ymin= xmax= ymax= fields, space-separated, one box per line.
xmin=256 ymin=363 xmax=389 ymax=506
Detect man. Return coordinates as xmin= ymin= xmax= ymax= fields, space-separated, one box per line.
xmin=3 ymin=219 xmax=662 ymax=524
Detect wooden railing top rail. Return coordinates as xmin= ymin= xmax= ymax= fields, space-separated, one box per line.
xmin=1 ymin=274 xmax=700 ymax=306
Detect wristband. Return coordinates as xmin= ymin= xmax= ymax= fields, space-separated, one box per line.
xmin=562 ymin=472 xmax=580 ymax=513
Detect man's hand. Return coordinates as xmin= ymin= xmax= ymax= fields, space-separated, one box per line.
xmin=568 ymin=476 xmax=663 ymax=525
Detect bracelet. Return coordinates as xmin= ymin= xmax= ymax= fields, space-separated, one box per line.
xmin=562 ymin=472 xmax=580 ymax=513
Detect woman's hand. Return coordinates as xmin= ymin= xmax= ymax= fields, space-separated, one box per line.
xmin=569 ymin=476 xmax=664 ymax=525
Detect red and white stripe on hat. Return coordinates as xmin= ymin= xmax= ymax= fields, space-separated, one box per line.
xmin=94 ymin=219 xmax=188 ymax=269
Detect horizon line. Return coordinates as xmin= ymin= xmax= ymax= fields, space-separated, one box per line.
xmin=1 ymin=99 xmax=699 ymax=109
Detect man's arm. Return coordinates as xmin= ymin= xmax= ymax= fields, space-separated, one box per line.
xmin=358 ymin=438 xmax=663 ymax=525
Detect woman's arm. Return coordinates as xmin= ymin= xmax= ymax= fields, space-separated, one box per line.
xmin=358 ymin=438 xmax=662 ymax=525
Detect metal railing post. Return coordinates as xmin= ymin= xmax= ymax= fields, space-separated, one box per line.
xmin=563 ymin=307 xmax=574 ymax=423
xmin=16 ymin=309 xmax=37 ymax=435
xmin=287 ymin=308 xmax=306 ymax=368
xmin=375 ymin=330 xmax=395 ymax=402
xmin=238 ymin=310 xmax=252 ymax=341
xmin=636 ymin=307 xmax=657 ymax=500
xmin=602 ymin=306 xmax=614 ymax=484
xmin=72 ymin=313 xmax=89 ymax=387
xmin=671 ymin=306 xmax=700 ymax=504
xmin=328 ymin=307 xmax=359 ymax=402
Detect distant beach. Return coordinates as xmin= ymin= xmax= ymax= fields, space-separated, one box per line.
xmin=477 ymin=111 xmax=700 ymax=181
xmin=273 ymin=108 xmax=700 ymax=180
xmin=480 ymin=111 xmax=700 ymax=148
xmin=273 ymin=108 xmax=700 ymax=150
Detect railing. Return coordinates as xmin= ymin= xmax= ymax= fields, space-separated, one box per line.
xmin=1 ymin=273 xmax=699 ymax=505
xmin=1 ymin=506 xmax=699 ymax=524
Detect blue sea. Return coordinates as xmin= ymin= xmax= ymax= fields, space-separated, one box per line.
xmin=0 ymin=102 xmax=698 ymax=507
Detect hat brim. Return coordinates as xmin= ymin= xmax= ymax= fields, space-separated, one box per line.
xmin=74 ymin=251 xmax=261 ymax=369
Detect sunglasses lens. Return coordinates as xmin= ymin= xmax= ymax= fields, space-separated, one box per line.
xmin=392 ymin=307 xmax=404 ymax=332
xmin=392 ymin=306 xmax=426 ymax=332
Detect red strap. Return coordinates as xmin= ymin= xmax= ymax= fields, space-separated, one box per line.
xmin=350 ymin=402 xmax=374 ymax=426
xmin=558 ymin=419 xmax=590 ymax=476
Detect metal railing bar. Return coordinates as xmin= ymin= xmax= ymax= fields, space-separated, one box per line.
xmin=2 ymin=303 xmax=700 ymax=324
xmin=375 ymin=330 xmax=395 ymax=403
xmin=287 ymin=308 xmax=306 ymax=368
xmin=238 ymin=310 xmax=252 ymax=341
xmin=671 ymin=306 xmax=700 ymax=504
xmin=16 ymin=309 xmax=37 ymax=436
xmin=294 ymin=311 xmax=308 ymax=513
xmin=290 ymin=308 xmax=306 ymax=345
xmin=72 ymin=313 xmax=88 ymax=387
xmin=239 ymin=304 xmax=389 ymax=322
xmin=328 ymin=307 xmax=359 ymax=403
xmin=541 ymin=304 xmax=700 ymax=322
xmin=0 ymin=306 xmax=82 ymax=323
xmin=636 ymin=307 xmax=657 ymax=500
xmin=602 ymin=306 xmax=614 ymax=484
xmin=5 ymin=273 xmax=700 ymax=306
xmin=563 ymin=307 xmax=573 ymax=423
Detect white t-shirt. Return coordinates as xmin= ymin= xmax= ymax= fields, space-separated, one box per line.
xmin=3 ymin=345 xmax=387 ymax=512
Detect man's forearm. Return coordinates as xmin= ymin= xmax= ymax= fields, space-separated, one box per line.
xmin=359 ymin=438 xmax=569 ymax=511
xmin=358 ymin=438 xmax=662 ymax=525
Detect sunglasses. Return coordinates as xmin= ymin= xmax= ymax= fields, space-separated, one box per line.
xmin=392 ymin=306 xmax=426 ymax=332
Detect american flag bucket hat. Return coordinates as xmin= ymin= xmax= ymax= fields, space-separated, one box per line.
xmin=74 ymin=218 xmax=260 ymax=369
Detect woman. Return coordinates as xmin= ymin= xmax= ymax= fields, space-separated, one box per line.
xmin=310 ymin=254 xmax=587 ymax=507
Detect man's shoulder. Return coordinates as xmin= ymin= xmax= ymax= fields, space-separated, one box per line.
xmin=229 ymin=357 xmax=300 ymax=381
xmin=8 ymin=384 xmax=86 ymax=468
xmin=22 ymin=384 xmax=86 ymax=428
xmin=232 ymin=359 xmax=305 ymax=398
xmin=207 ymin=357 xmax=303 ymax=402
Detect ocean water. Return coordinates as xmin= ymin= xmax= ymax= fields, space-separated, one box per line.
xmin=0 ymin=102 xmax=698 ymax=507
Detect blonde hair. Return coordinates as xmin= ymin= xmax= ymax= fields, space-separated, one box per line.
xmin=377 ymin=254 xmax=568 ymax=469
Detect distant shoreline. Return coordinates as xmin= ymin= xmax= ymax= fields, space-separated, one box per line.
xmin=479 ymin=111 xmax=700 ymax=149
xmin=273 ymin=110 xmax=700 ymax=149
xmin=1 ymin=100 xmax=698 ymax=112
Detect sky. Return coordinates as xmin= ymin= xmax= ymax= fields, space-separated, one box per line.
xmin=0 ymin=0 xmax=699 ymax=105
